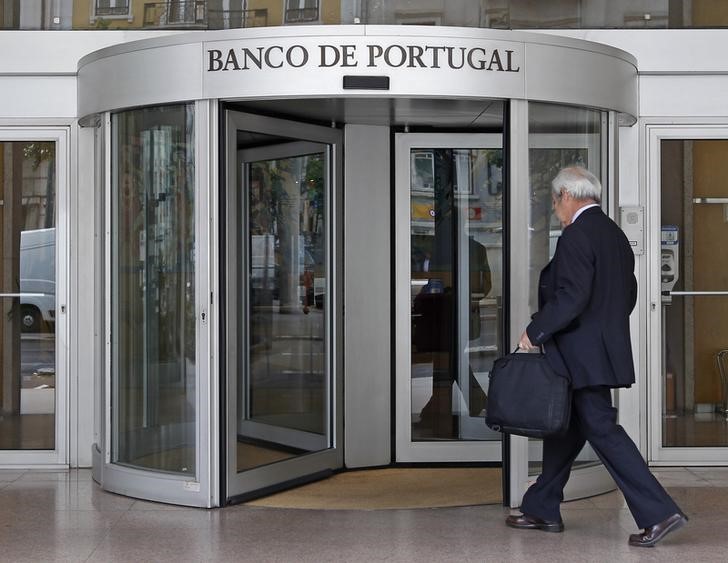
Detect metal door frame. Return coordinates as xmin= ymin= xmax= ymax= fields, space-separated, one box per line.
xmin=97 ymin=101 xmax=215 ymax=507
xmin=224 ymin=109 xmax=343 ymax=501
xmin=0 ymin=126 xmax=69 ymax=468
xmin=394 ymin=132 xmax=504 ymax=463
xmin=646 ymin=121 xmax=728 ymax=465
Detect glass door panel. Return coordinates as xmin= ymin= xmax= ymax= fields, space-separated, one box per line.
xmin=238 ymin=144 xmax=328 ymax=470
xmin=0 ymin=140 xmax=58 ymax=455
xmin=660 ymin=139 xmax=728 ymax=454
xmin=111 ymin=105 xmax=197 ymax=475
xmin=101 ymin=102 xmax=212 ymax=507
xmin=225 ymin=111 xmax=342 ymax=500
xmin=396 ymin=132 xmax=504 ymax=463
xmin=524 ymin=102 xmax=614 ymax=496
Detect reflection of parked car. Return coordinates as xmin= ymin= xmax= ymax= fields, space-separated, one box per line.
xmin=300 ymin=248 xmax=325 ymax=310
xmin=251 ymin=234 xmax=324 ymax=309
xmin=20 ymin=228 xmax=55 ymax=332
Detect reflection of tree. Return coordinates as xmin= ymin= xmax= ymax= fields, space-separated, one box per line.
xmin=302 ymin=155 xmax=325 ymax=285
xmin=249 ymin=165 xmax=273 ymax=235
xmin=115 ymin=106 xmax=196 ymax=473
xmin=530 ymin=148 xmax=587 ymax=244
xmin=277 ymin=157 xmax=304 ymax=312
xmin=251 ymin=160 xmax=287 ymax=235
xmin=22 ymin=142 xmax=54 ymax=169
xmin=304 ymin=155 xmax=324 ymax=234
xmin=22 ymin=141 xmax=55 ymax=230
xmin=528 ymin=148 xmax=588 ymax=311
xmin=478 ymin=149 xmax=503 ymax=187
xmin=472 ymin=149 xmax=503 ymax=225
xmin=249 ymin=153 xmax=325 ymax=312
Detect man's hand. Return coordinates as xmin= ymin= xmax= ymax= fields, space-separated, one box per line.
xmin=518 ymin=331 xmax=538 ymax=351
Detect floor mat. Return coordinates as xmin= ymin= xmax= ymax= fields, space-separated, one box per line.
xmin=245 ymin=467 xmax=502 ymax=510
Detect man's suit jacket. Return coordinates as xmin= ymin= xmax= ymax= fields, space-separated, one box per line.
xmin=526 ymin=206 xmax=637 ymax=389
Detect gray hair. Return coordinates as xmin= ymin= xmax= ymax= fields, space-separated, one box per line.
xmin=551 ymin=166 xmax=602 ymax=203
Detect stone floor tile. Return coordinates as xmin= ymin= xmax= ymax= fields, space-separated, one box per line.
xmin=0 ymin=470 xmax=24 ymax=482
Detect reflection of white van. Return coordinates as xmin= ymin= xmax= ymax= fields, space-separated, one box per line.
xmin=20 ymin=228 xmax=55 ymax=332
xmin=250 ymin=234 xmax=277 ymax=292
xmin=250 ymin=234 xmax=323 ymax=307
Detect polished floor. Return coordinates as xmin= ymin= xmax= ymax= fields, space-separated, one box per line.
xmin=0 ymin=467 xmax=727 ymax=562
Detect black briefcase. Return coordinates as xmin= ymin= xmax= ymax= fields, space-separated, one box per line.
xmin=485 ymin=348 xmax=572 ymax=438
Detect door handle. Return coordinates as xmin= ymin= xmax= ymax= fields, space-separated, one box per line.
xmin=0 ymin=293 xmax=50 ymax=298
xmin=669 ymin=291 xmax=728 ymax=296
xmin=693 ymin=197 xmax=728 ymax=204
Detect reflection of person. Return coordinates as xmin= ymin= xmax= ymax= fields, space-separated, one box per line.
xmin=507 ymin=167 xmax=687 ymax=547
xmin=412 ymin=236 xmax=491 ymax=434
xmin=468 ymin=237 xmax=492 ymax=299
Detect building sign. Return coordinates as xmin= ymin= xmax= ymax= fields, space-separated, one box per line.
xmin=207 ymin=43 xmax=520 ymax=73
xmin=77 ymin=27 xmax=638 ymax=118
xmin=202 ymin=36 xmax=524 ymax=99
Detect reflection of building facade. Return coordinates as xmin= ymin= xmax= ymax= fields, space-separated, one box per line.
xmin=67 ymin=0 xmax=339 ymax=29
xmin=14 ymin=0 xmax=331 ymax=29
xmin=7 ymin=1 xmax=728 ymax=30
xmin=2 ymin=1 xmax=728 ymax=511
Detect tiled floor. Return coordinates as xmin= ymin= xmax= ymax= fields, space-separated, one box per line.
xmin=0 ymin=467 xmax=726 ymax=562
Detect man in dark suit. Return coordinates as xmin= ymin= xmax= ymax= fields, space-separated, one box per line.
xmin=506 ymin=167 xmax=687 ymax=547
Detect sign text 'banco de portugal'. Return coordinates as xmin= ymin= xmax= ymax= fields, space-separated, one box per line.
xmin=207 ymin=43 xmax=521 ymax=73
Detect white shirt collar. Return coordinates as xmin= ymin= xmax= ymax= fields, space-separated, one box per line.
xmin=571 ymin=203 xmax=600 ymax=224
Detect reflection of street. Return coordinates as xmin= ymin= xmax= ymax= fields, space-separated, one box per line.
xmin=0 ymin=333 xmax=56 ymax=450
xmin=249 ymin=306 xmax=326 ymax=436
xmin=21 ymin=333 xmax=55 ymax=389
xmin=411 ymin=306 xmax=498 ymax=379
xmin=411 ymin=303 xmax=501 ymax=442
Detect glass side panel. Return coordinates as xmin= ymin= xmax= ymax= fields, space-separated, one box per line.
xmin=362 ymin=0 xmax=718 ymax=29
xmin=111 ymin=104 xmax=196 ymax=475
xmin=8 ymin=0 xmax=728 ymax=30
xmin=0 ymin=141 xmax=56 ymax=450
xmin=660 ymin=139 xmax=728 ymax=447
xmin=527 ymin=101 xmax=604 ymax=473
xmin=237 ymin=143 xmax=329 ymax=473
xmin=410 ymin=143 xmax=504 ymax=442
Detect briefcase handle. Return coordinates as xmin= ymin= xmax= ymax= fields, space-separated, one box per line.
xmin=512 ymin=345 xmax=545 ymax=354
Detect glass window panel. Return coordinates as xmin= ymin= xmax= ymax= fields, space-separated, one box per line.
xmin=660 ymin=139 xmax=728 ymax=448
xmin=111 ymin=104 xmax=196 ymax=475
xmin=0 ymin=141 xmax=56 ymax=450
xmin=3 ymin=0 xmax=728 ymax=29
xmin=95 ymin=0 xmax=130 ymax=17
xmin=362 ymin=1 xmax=676 ymax=29
xmin=527 ymin=101 xmax=604 ymax=473
xmin=285 ymin=0 xmax=319 ymax=23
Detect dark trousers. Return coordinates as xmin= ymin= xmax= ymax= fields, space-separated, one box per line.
xmin=520 ymin=385 xmax=682 ymax=529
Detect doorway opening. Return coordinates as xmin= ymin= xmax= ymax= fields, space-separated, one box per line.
xmin=223 ymin=109 xmax=343 ymax=503
xmin=395 ymin=132 xmax=506 ymax=465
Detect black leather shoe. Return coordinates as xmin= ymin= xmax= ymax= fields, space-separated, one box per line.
xmin=628 ymin=513 xmax=688 ymax=547
xmin=505 ymin=513 xmax=564 ymax=533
